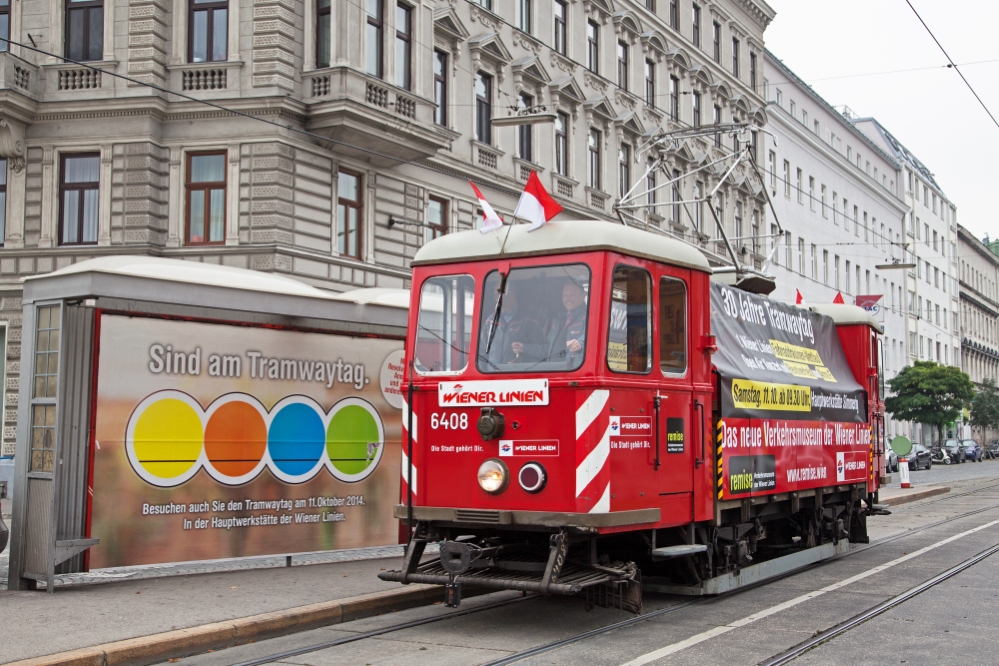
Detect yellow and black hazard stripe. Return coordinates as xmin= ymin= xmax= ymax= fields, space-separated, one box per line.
xmin=716 ymin=419 xmax=725 ymax=500
xmin=868 ymin=425 xmax=874 ymax=484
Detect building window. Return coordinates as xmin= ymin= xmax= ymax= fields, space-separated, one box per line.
xmin=366 ymin=0 xmax=383 ymax=78
xmin=712 ymin=104 xmax=721 ymax=146
xmin=475 ymin=71 xmax=492 ymax=145
xmin=587 ymin=20 xmax=599 ymax=73
xmin=518 ymin=92 xmax=533 ymax=162
xmin=671 ymin=169 xmax=681 ymax=224
xmin=750 ymin=130 xmax=758 ymax=162
xmin=185 ymin=152 xmax=226 ymax=245
xmin=798 ymin=238 xmax=804 ymax=274
xmin=427 ymin=196 xmax=447 ymax=240
xmin=337 ymin=170 xmax=362 ymax=258
xmin=619 ymin=143 xmax=631 ymax=198
xmin=588 ymin=129 xmax=601 ymax=190
xmin=808 ymin=176 xmax=814 ymax=211
xmin=316 ymin=0 xmax=331 ymax=67
xmin=395 ymin=3 xmax=411 ymax=90
xmin=554 ymin=0 xmax=567 ymax=55
xmin=692 ymin=91 xmax=701 ymax=126
xmin=473 ymin=0 xmax=491 ymax=9
xmin=0 ymin=0 xmax=10 ymax=53
xmin=749 ymin=52 xmax=757 ymax=91
xmin=0 ymin=159 xmax=6 ymax=243
xmin=555 ymin=111 xmax=568 ymax=176
xmin=30 ymin=305 xmax=61 ymax=473
xmin=617 ymin=40 xmax=628 ymax=90
xmin=796 ymin=167 xmax=803 ymax=204
xmin=59 ymin=153 xmax=100 ymax=246
xmin=731 ymin=37 xmax=739 ymax=77
xmin=67 ymin=0 xmax=105 ymax=62
xmin=189 ymin=0 xmax=227 ymax=63
xmin=433 ymin=50 xmax=448 ymax=126
xmin=646 ymin=0 xmax=655 ymax=10
xmin=783 ymin=160 xmax=790 ymax=197
xmin=518 ymin=0 xmax=531 ymax=34
xmin=669 ymin=75 xmax=679 ymax=120
xmin=768 ymin=150 xmax=775 ymax=189
xmin=712 ymin=21 xmax=720 ymax=62
xmin=691 ymin=3 xmax=700 ymax=48
xmin=669 ymin=0 xmax=678 ymax=30
xmin=646 ymin=160 xmax=656 ymax=212
xmin=645 ymin=59 xmax=656 ymax=107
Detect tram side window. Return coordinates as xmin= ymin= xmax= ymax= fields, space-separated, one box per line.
xmin=608 ymin=265 xmax=651 ymax=373
xmin=415 ymin=275 xmax=475 ymax=374
xmin=659 ymin=276 xmax=687 ymax=374
xmin=477 ymin=264 xmax=591 ymax=373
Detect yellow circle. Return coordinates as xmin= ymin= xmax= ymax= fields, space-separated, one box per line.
xmin=133 ymin=399 xmax=204 ymax=479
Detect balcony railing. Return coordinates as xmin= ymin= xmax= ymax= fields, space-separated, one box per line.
xmin=0 ymin=52 xmax=38 ymax=98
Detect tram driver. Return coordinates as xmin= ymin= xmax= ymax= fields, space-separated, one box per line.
xmin=512 ymin=279 xmax=588 ymax=368
xmin=479 ymin=285 xmax=543 ymax=367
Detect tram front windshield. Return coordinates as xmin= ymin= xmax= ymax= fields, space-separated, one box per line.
xmin=477 ymin=264 xmax=591 ymax=373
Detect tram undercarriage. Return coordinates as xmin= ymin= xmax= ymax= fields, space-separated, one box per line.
xmin=379 ymin=482 xmax=872 ymax=612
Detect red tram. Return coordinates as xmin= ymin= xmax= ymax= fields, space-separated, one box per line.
xmin=380 ymin=220 xmax=885 ymax=610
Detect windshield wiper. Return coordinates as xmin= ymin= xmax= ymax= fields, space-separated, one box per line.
xmin=484 ymin=272 xmax=508 ymax=356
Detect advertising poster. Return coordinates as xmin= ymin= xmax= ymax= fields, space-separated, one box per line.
xmin=89 ymin=314 xmax=404 ymax=569
xmin=710 ymin=283 xmax=871 ymax=499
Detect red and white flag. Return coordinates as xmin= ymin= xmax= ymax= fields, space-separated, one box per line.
xmin=515 ymin=171 xmax=563 ymax=232
xmin=795 ymin=289 xmax=805 ymax=306
xmin=832 ymin=292 xmax=845 ymax=304
xmin=469 ymin=181 xmax=504 ymax=234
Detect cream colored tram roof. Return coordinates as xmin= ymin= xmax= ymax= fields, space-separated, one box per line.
xmin=412 ymin=220 xmax=712 ymax=273
xmin=809 ymin=304 xmax=882 ymax=332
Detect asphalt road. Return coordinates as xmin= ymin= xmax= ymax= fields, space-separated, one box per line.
xmin=164 ymin=473 xmax=999 ymax=666
xmin=883 ymin=455 xmax=999 ymax=489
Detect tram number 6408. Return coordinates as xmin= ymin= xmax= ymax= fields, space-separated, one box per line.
xmin=431 ymin=412 xmax=469 ymax=430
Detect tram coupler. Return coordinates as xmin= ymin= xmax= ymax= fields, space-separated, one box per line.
xmin=400 ymin=537 xmax=427 ymax=584
xmin=444 ymin=578 xmax=462 ymax=608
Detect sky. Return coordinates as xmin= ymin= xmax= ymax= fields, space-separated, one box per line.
xmin=763 ymin=0 xmax=997 ymax=241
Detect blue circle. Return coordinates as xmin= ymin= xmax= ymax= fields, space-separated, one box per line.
xmin=268 ymin=403 xmax=325 ymax=477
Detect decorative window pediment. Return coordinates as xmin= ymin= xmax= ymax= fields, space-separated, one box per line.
xmin=469 ymin=32 xmax=513 ymax=81
xmin=641 ymin=30 xmax=668 ymax=61
xmin=584 ymin=0 xmax=615 ymax=24
xmin=731 ymin=94 xmax=752 ymax=115
xmin=613 ymin=11 xmax=643 ymax=43
xmin=665 ymin=48 xmax=691 ymax=71
xmin=615 ymin=111 xmax=646 ymax=138
xmin=669 ymin=141 xmax=696 ymax=163
xmin=751 ymin=106 xmax=768 ymax=127
xmin=584 ymin=95 xmax=617 ymax=126
xmin=434 ymin=7 xmax=470 ymax=43
xmin=512 ymin=55 xmax=551 ymax=88
xmin=550 ymin=74 xmax=585 ymax=108
xmin=689 ymin=65 xmax=713 ymax=89
xmin=711 ymin=81 xmax=732 ymax=101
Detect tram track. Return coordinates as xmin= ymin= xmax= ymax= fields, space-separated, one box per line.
xmin=225 ymin=491 xmax=999 ymax=666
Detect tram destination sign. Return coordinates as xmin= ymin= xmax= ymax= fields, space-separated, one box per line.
xmin=438 ymin=379 xmax=549 ymax=407
xmin=710 ymin=282 xmax=866 ymax=423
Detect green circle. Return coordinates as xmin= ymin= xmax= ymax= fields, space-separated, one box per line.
xmin=327 ymin=404 xmax=381 ymax=476
xmin=890 ymin=435 xmax=913 ymax=457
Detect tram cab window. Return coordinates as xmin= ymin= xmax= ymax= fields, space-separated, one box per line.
xmin=659 ymin=276 xmax=687 ymax=375
xmin=607 ymin=265 xmax=652 ymax=373
xmin=415 ymin=274 xmax=475 ymax=375
xmin=477 ymin=264 xmax=591 ymax=373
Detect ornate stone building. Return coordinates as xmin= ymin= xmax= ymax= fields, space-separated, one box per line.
xmin=957 ymin=224 xmax=999 ymax=388
xmin=0 ymin=0 xmax=774 ymax=460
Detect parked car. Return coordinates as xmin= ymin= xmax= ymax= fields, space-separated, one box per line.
xmin=986 ymin=439 xmax=999 ymax=460
xmin=962 ymin=439 xmax=983 ymax=462
xmin=905 ymin=443 xmax=933 ymax=470
xmin=943 ymin=438 xmax=967 ymax=463
xmin=887 ymin=447 xmax=899 ymax=473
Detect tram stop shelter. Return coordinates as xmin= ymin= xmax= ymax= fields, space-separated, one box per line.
xmin=7 ymin=256 xmax=408 ymax=591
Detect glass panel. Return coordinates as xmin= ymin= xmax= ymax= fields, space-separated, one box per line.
xmin=348 ymin=207 xmax=358 ymax=257
xmin=82 ymin=188 xmax=99 ymax=243
xmin=336 ymin=203 xmax=346 ymax=253
xmin=396 ymin=4 xmax=409 ymax=33
xmin=189 ymin=190 xmax=205 ymax=242
xmin=0 ymin=15 xmax=9 ymax=52
xmin=366 ymin=0 xmax=381 ymax=18
xmin=395 ymin=36 xmax=409 ymax=89
xmin=0 ymin=158 xmax=7 ymax=185
xmin=209 ymin=188 xmax=225 ymax=241
xmin=607 ymin=266 xmax=651 ymax=373
xmin=49 ymin=305 xmax=60 ymax=328
xmin=64 ymin=155 xmax=99 ymax=183
xmin=192 ymin=10 xmax=208 ymax=62
xmin=339 ymin=172 xmax=358 ymax=201
xmin=0 ymin=191 xmax=7 ymax=239
xmin=191 ymin=153 xmax=225 ymax=182
xmin=659 ymin=277 xmax=688 ymax=374
xmin=212 ymin=8 xmax=227 ymax=61
xmin=317 ymin=13 xmax=331 ymax=67
xmin=428 ymin=199 xmax=443 ymax=226
xmin=416 ymin=274 xmax=476 ymax=375
xmin=88 ymin=6 xmax=103 ymax=59
xmin=477 ymin=264 xmax=591 ymax=373
xmin=67 ymin=8 xmax=84 ymax=61
xmin=318 ymin=0 xmax=330 ymax=7
xmin=62 ymin=191 xmax=79 ymax=244
xmin=366 ymin=23 xmax=380 ymax=76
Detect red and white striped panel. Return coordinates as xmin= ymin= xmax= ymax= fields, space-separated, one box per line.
xmin=400 ymin=398 xmax=418 ymax=497
xmin=575 ymin=389 xmax=610 ymax=513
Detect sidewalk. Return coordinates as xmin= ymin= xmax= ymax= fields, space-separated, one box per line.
xmin=878 ymin=484 xmax=950 ymax=506
xmin=0 ymin=547 xmax=437 ymax=664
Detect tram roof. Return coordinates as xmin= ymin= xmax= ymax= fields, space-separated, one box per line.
xmin=412 ymin=220 xmax=712 ymax=272
xmin=808 ymin=304 xmax=882 ymax=332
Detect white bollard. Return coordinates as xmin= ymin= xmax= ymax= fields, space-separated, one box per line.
xmin=899 ymin=457 xmax=910 ymax=489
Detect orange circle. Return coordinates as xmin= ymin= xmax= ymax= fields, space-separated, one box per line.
xmin=205 ymin=401 xmax=267 ymax=477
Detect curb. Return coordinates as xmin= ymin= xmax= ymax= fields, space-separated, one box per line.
xmin=6 ymin=583 xmax=472 ymax=666
xmin=881 ymin=485 xmax=950 ymax=507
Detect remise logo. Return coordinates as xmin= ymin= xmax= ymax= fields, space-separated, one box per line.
xmin=125 ymin=390 xmax=384 ymax=488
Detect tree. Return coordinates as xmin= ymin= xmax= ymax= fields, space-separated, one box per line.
xmin=885 ymin=361 xmax=975 ymax=445
xmin=971 ymin=377 xmax=999 ymax=434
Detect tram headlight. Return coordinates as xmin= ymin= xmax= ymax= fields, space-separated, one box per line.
xmin=477 ymin=458 xmax=509 ymax=494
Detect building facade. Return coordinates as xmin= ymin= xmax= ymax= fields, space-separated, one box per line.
xmin=760 ymin=52 xmax=911 ymax=438
xmin=0 ymin=0 xmax=775 ymax=462
xmin=957 ymin=224 xmax=999 ymax=388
